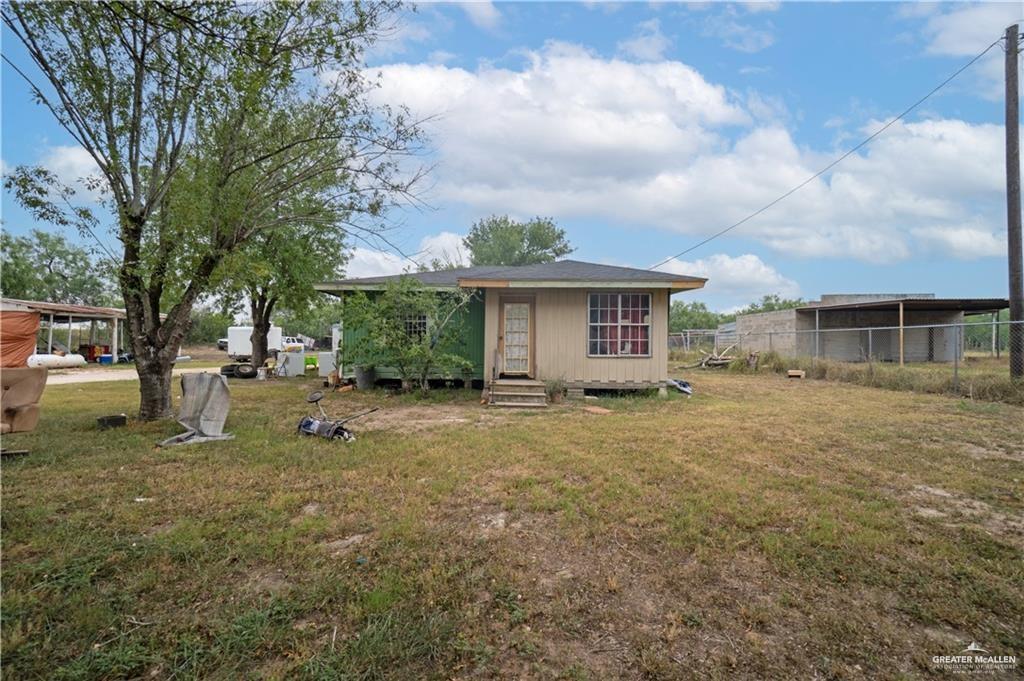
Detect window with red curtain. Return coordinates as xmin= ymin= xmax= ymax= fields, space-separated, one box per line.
xmin=587 ymin=293 xmax=651 ymax=356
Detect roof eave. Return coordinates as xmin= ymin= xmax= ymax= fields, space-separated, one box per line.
xmin=456 ymin=278 xmax=705 ymax=289
xmin=314 ymin=282 xmax=461 ymax=294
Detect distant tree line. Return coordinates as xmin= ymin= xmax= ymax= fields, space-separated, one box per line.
xmin=0 ymin=229 xmax=117 ymax=306
xmin=670 ymin=294 xmax=806 ymax=332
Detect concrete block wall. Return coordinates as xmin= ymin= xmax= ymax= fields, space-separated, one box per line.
xmin=735 ymin=309 xmax=798 ymax=354
xmin=734 ymin=308 xmax=965 ymax=362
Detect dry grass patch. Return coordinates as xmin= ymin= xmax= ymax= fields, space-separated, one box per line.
xmin=2 ymin=371 xmax=1022 ymax=679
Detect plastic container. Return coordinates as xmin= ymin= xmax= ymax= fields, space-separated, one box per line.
xmin=98 ymin=354 xmax=114 ymax=365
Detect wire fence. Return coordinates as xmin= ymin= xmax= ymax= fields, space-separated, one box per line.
xmin=671 ymin=320 xmax=1024 ymax=399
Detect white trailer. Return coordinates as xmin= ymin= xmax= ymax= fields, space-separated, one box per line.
xmin=227 ymin=326 xmax=282 ymax=361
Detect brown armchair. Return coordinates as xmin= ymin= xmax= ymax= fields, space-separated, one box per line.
xmin=1 ymin=367 xmax=48 ymax=435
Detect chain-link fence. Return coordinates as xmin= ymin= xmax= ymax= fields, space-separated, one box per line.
xmin=672 ymin=320 xmax=1024 ymax=402
xmin=668 ymin=328 xmax=739 ymax=355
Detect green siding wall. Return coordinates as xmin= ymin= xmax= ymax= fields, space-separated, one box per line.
xmin=340 ymin=290 xmax=485 ymax=381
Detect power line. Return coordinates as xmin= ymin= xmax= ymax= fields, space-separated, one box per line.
xmin=649 ymin=33 xmax=1009 ymax=271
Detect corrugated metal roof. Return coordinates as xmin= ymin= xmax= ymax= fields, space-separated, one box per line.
xmin=317 ymin=259 xmax=705 ymax=290
xmin=1 ymin=297 xmax=128 ymax=319
xmin=797 ymin=298 xmax=1009 ymax=314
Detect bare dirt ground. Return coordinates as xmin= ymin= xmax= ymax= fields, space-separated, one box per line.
xmin=46 ymin=365 xmax=214 ymax=385
xmin=180 ymin=344 xmax=228 ymax=362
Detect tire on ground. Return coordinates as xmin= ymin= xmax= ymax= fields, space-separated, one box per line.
xmin=220 ymin=364 xmax=238 ymax=378
xmin=234 ymin=363 xmax=257 ymax=379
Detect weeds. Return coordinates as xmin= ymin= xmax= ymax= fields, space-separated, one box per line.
xmin=729 ymin=351 xmax=1024 ymax=405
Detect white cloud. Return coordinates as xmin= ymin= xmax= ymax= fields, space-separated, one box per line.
xmin=40 ymin=145 xmax=106 ymax=202
xmin=582 ymin=1 xmax=625 ymax=14
xmin=743 ymin=89 xmax=789 ymax=123
xmin=742 ymin=1 xmax=780 ymax=14
xmin=911 ymin=225 xmax=1006 ymax=259
xmin=418 ymin=230 xmax=468 ymax=265
xmin=368 ymin=43 xmax=1007 ymax=265
xmin=344 ymin=247 xmax=409 ymax=279
xmin=344 ymin=231 xmax=467 ymax=278
xmin=428 ymin=49 xmax=457 ymax=64
xmin=658 ymin=253 xmax=798 ymax=308
xmin=617 ymin=19 xmax=672 ymax=61
xmin=367 ymin=41 xmax=747 ymax=187
xmin=365 ymin=20 xmax=433 ymax=59
xmin=739 ymin=65 xmax=771 ymax=76
xmin=458 ymin=1 xmax=501 ymax=31
xmin=895 ymin=2 xmax=940 ymax=21
xmin=701 ymin=6 xmax=775 ymax=53
xmin=922 ymin=3 xmax=1021 ymax=56
xmin=914 ymin=3 xmax=1022 ymax=100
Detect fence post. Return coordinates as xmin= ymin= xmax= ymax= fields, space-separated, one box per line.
xmin=953 ymin=324 xmax=960 ymax=392
xmin=992 ymin=312 xmax=998 ymax=357
xmin=815 ymin=309 xmax=820 ymax=360
xmin=867 ymin=328 xmax=873 ymax=362
xmin=768 ymin=332 xmax=773 ymax=352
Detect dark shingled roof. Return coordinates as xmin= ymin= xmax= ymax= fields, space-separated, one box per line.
xmin=317 ymin=259 xmax=705 ymax=290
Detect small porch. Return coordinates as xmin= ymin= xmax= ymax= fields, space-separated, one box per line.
xmin=487 ymin=378 xmax=547 ymax=408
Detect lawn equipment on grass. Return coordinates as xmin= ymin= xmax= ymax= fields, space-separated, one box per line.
xmin=298 ymin=390 xmax=378 ymax=442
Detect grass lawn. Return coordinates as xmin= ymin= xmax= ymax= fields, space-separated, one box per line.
xmin=2 ymin=371 xmax=1022 ymax=679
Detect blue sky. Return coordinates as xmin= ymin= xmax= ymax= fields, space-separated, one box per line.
xmin=3 ymin=1 xmax=1023 ymax=310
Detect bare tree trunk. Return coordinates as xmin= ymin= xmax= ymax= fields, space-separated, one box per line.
xmin=126 ymin=312 xmax=187 ymax=420
xmin=249 ymin=289 xmax=276 ymax=368
xmin=136 ymin=357 xmax=175 ymax=420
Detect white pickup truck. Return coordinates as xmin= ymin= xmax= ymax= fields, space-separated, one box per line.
xmin=281 ymin=336 xmax=305 ymax=353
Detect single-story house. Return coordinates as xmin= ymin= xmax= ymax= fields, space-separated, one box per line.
xmin=316 ymin=260 xmax=706 ymax=400
xmin=734 ymin=294 xmax=1009 ymax=364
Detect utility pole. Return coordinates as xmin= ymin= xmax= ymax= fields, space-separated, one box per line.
xmin=1006 ymin=24 xmax=1023 ymax=379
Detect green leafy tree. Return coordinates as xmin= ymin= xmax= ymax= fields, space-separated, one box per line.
xmin=463 ymin=216 xmax=573 ymax=266
xmin=185 ymin=308 xmax=235 ymax=345
xmin=0 ymin=228 xmax=116 ymax=305
xmin=275 ymin=300 xmax=345 ymax=342
xmin=342 ymin=276 xmax=475 ymax=392
xmin=964 ymin=309 xmax=1010 ymax=354
xmin=669 ymin=300 xmax=722 ymax=332
xmin=4 ymin=1 xmax=423 ymax=419
xmin=720 ymin=294 xmax=806 ymax=323
xmin=219 ymin=226 xmax=349 ymax=368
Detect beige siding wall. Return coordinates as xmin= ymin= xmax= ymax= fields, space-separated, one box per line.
xmin=483 ymin=288 xmax=669 ymax=386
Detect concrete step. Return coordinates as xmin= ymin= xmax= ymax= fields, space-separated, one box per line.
xmin=491 ymin=392 xmax=547 ymax=404
xmin=489 ymin=401 xmax=548 ymax=408
xmin=492 ymin=383 xmax=546 ymax=395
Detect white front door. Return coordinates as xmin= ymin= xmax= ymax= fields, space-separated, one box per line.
xmin=503 ymin=302 xmax=530 ymax=374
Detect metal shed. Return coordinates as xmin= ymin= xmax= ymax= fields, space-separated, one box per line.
xmin=735 ymin=294 xmax=1009 ymax=364
xmin=0 ymin=297 xmax=127 ymax=357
